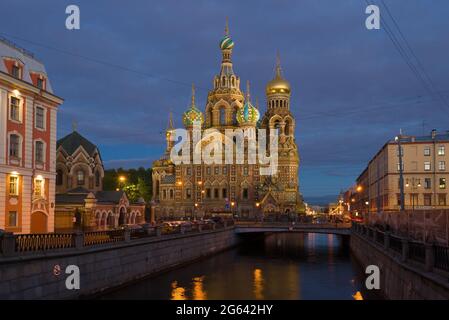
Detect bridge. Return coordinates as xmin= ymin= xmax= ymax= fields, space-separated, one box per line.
xmin=234 ymin=221 xmax=352 ymax=235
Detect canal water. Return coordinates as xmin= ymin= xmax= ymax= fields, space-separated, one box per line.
xmin=101 ymin=233 xmax=380 ymax=300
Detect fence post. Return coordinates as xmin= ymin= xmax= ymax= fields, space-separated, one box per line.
xmin=425 ymin=243 xmax=434 ymax=272
xmin=384 ymin=231 xmax=390 ymax=250
xmin=124 ymin=227 xmax=131 ymax=243
xmin=1 ymin=232 xmax=16 ymax=256
xmin=74 ymin=231 xmax=84 ymax=249
xmin=401 ymin=239 xmax=409 ymax=262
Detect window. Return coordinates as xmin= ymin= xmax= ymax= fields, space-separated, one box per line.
xmin=424 ymin=178 xmax=431 ymax=189
xmin=220 ymin=108 xmax=226 ymax=125
xmin=438 ymin=146 xmax=445 ymax=156
xmin=34 ymin=178 xmax=43 ymax=197
xmin=56 ymin=169 xmax=63 ymax=186
xmin=206 ymin=188 xmax=211 ymax=199
xmin=37 ymin=78 xmax=44 ymax=89
xmin=8 ymin=211 xmax=18 ymax=227
xmin=186 ymin=167 xmax=192 ymax=175
xmin=214 ymin=188 xmax=219 ymax=198
xmin=424 ymin=162 xmax=431 ymax=171
xmin=214 ymin=167 xmax=219 ymax=175
xmin=9 ymin=134 xmax=20 ymax=158
xmin=163 ymin=189 xmax=167 ymax=199
xmin=243 ymin=167 xmax=248 ymax=176
xmin=424 ymin=147 xmax=431 ymax=156
xmin=439 ymin=178 xmax=446 ymax=189
xmin=186 ymin=188 xmax=192 ymax=199
xmin=35 ymin=141 xmax=44 ymax=163
xmin=439 ymin=161 xmax=446 ymax=171
xmin=35 ymin=107 xmax=45 ymax=129
xmin=223 ymin=167 xmax=227 ymax=175
xmin=77 ymin=170 xmax=85 ymax=185
xmin=242 ymin=188 xmax=249 ymax=199
xmin=397 ymin=163 xmax=404 ymax=171
xmin=12 ymin=65 xmax=20 ymax=78
xmin=424 ymin=194 xmax=432 ymax=206
xmin=396 ymin=146 xmax=404 ymax=156
xmin=9 ymin=176 xmax=19 ymax=196
xmin=95 ymin=170 xmax=100 ymax=187
xmin=438 ymin=194 xmax=446 ymax=206
xmin=206 ymin=167 xmax=211 ymax=175
xmin=396 ymin=194 xmax=401 ymax=206
xmin=9 ymin=97 xmax=20 ymax=121
xmin=169 ymin=189 xmax=174 ymax=199
xmin=222 ymin=188 xmax=227 ymax=199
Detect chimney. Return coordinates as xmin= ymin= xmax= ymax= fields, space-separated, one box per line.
xmin=431 ymin=129 xmax=437 ymax=139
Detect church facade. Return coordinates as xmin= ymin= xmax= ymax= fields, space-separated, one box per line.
xmin=152 ymin=23 xmax=304 ymax=220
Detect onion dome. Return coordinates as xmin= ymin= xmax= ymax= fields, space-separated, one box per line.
xmin=237 ymin=81 xmax=260 ymax=126
xmin=183 ymin=84 xmax=204 ymax=127
xmin=266 ymin=52 xmax=291 ymax=95
xmin=219 ymin=18 xmax=234 ymax=50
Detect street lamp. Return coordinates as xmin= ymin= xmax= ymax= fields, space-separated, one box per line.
xmin=395 ymin=135 xmax=405 ymax=211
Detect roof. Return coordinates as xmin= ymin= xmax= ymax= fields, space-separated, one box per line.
xmin=96 ymin=191 xmax=125 ymax=204
xmin=0 ymin=37 xmax=53 ymax=93
xmin=388 ymin=132 xmax=449 ymax=144
xmin=56 ymin=190 xmax=126 ymax=205
xmin=161 ymin=175 xmax=176 ymax=185
xmin=57 ymin=131 xmax=98 ymax=156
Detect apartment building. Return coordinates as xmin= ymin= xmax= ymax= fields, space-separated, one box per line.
xmin=354 ymin=130 xmax=449 ymax=213
xmin=0 ymin=38 xmax=63 ymax=233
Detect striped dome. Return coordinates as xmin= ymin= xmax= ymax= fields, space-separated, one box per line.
xmin=183 ymin=106 xmax=204 ymax=127
xmin=219 ymin=35 xmax=234 ymax=50
xmin=237 ymin=101 xmax=260 ymax=126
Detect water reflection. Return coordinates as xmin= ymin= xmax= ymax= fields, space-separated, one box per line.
xmin=101 ymin=233 xmax=381 ymax=300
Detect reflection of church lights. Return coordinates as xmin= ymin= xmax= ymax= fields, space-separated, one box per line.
xmin=192 ymin=276 xmax=207 ymax=300
xmin=253 ymin=268 xmax=264 ymax=299
xmin=352 ymin=291 xmax=363 ymax=300
xmin=170 ymin=281 xmax=187 ymax=300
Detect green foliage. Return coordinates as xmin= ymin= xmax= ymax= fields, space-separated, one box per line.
xmin=103 ymin=167 xmax=152 ymax=202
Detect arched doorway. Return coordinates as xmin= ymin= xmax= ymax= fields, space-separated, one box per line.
xmin=119 ymin=207 xmax=126 ymax=226
xmin=30 ymin=211 xmax=47 ymax=233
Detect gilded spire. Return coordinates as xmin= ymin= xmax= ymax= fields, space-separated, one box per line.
xmin=255 ymin=97 xmax=259 ymax=109
xmin=167 ymin=111 xmax=174 ymax=130
xmin=246 ymin=80 xmax=251 ymax=102
xmin=275 ymin=50 xmax=282 ymax=79
xmin=225 ymin=17 xmax=229 ymax=36
xmin=191 ymin=83 xmax=196 ymax=108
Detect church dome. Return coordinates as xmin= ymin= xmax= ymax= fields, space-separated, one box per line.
xmin=266 ymin=52 xmax=291 ymax=95
xmin=219 ymin=35 xmax=234 ymax=50
xmin=237 ymin=81 xmax=259 ymax=126
xmin=183 ymin=84 xmax=204 ymax=127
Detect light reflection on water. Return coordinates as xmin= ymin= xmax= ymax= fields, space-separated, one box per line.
xmin=101 ymin=233 xmax=380 ymax=300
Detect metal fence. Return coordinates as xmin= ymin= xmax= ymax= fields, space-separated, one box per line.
xmin=84 ymin=229 xmax=125 ymax=246
xmin=434 ymin=245 xmax=449 ymax=272
xmin=408 ymin=241 xmax=426 ymax=264
xmin=15 ymin=233 xmax=75 ymax=252
xmin=389 ymin=235 xmax=402 ymax=254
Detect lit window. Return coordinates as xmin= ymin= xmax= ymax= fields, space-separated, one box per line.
xmin=8 ymin=211 xmax=18 ymax=227
xmin=9 ymin=134 xmax=20 ymax=158
xmin=35 ymin=107 xmax=45 ymax=129
xmin=424 ymin=147 xmax=431 ymax=156
xmin=9 ymin=176 xmax=19 ymax=196
xmin=397 ymin=163 xmax=404 ymax=171
xmin=439 ymin=161 xmax=446 ymax=171
xmin=77 ymin=170 xmax=85 ymax=185
xmin=35 ymin=141 xmax=44 ymax=163
xmin=34 ymin=178 xmax=44 ymax=197
xmin=424 ymin=162 xmax=431 ymax=171
xmin=438 ymin=146 xmax=445 ymax=156
xmin=9 ymin=97 xmax=20 ymax=121
xmin=439 ymin=178 xmax=446 ymax=189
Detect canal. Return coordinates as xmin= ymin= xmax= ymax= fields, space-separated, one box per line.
xmin=100 ymin=233 xmax=380 ymax=300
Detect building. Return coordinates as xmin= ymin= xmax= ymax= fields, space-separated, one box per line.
xmin=151 ymin=22 xmax=304 ymax=220
xmin=0 ymin=38 xmax=63 ymax=233
xmin=354 ymin=129 xmax=449 ymax=214
xmin=54 ymin=130 xmax=145 ymax=231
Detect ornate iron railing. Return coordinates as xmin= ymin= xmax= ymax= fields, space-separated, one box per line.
xmin=389 ymin=235 xmax=402 ymax=254
xmin=83 ymin=229 xmax=125 ymax=246
xmin=434 ymin=245 xmax=449 ymax=272
xmin=408 ymin=241 xmax=426 ymax=264
xmin=15 ymin=233 xmax=74 ymax=252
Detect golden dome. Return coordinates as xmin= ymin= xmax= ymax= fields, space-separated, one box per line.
xmin=266 ymin=52 xmax=291 ymax=95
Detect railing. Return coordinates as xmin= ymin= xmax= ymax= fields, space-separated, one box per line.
xmin=375 ymin=230 xmax=384 ymax=245
xmin=84 ymin=229 xmax=125 ymax=246
xmin=15 ymin=233 xmax=75 ymax=252
xmin=408 ymin=241 xmax=426 ymax=264
xmin=434 ymin=245 xmax=449 ymax=272
xmin=389 ymin=235 xmax=402 ymax=254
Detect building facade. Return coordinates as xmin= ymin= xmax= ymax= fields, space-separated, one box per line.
xmin=151 ymin=23 xmax=304 ymax=220
xmin=54 ymin=130 xmax=145 ymax=231
xmin=354 ymin=130 xmax=449 ymax=214
xmin=0 ymin=39 xmax=63 ymax=233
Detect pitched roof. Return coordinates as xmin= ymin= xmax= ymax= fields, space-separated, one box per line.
xmin=57 ymin=131 xmax=98 ymax=156
xmin=95 ymin=191 xmax=126 ymax=204
xmin=161 ymin=175 xmax=176 ymax=184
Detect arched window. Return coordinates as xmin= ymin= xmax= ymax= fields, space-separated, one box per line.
xmin=56 ymin=169 xmax=63 ymax=186
xmin=77 ymin=170 xmax=85 ymax=185
xmin=95 ymin=170 xmax=101 ymax=187
xmin=169 ymin=189 xmax=174 ymax=199
xmin=285 ymin=120 xmax=291 ymax=136
xmin=220 ymin=108 xmax=226 ymax=125
xmin=156 ymin=180 xmax=160 ymax=196
xmin=274 ymin=120 xmax=281 ymax=135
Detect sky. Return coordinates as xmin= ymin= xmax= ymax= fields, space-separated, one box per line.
xmin=1 ymin=0 xmax=449 ymax=199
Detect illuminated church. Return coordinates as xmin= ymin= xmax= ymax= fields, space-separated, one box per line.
xmin=151 ymin=22 xmax=304 ymax=220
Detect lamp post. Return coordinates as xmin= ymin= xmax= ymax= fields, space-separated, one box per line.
xmin=395 ymin=135 xmax=405 ymax=211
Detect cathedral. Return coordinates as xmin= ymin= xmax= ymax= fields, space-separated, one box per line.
xmin=152 ymin=22 xmax=304 ymax=220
